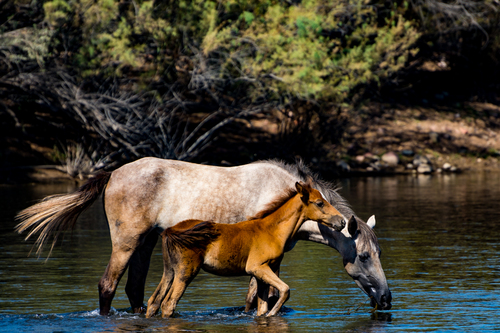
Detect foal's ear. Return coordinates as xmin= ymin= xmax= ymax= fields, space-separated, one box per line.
xmin=348 ymin=215 xmax=358 ymax=237
xmin=295 ymin=182 xmax=309 ymax=203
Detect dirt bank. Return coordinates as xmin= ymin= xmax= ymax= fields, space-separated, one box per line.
xmin=2 ymin=101 xmax=500 ymax=185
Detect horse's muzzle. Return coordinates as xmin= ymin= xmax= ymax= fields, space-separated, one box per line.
xmin=370 ymin=290 xmax=392 ymax=310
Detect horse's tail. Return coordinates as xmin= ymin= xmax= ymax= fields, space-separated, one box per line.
xmin=15 ymin=171 xmax=112 ymax=257
xmin=163 ymin=220 xmax=220 ymax=252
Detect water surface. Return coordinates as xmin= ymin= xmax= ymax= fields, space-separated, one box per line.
xmin=1 ymin=172 xmax=499 ymax=332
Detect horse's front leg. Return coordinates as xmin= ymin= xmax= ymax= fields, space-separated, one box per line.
xmin=126 ymin=231 xmax=159 ymax=313
xmin=248 ymin=265 xmax=290 ymax=317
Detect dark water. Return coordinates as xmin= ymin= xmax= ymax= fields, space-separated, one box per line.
xmin=1 ymin=173 xmax=499 ymax=332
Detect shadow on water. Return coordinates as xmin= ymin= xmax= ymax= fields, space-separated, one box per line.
xmin=1 ymin=172 xmax=500 ymax=332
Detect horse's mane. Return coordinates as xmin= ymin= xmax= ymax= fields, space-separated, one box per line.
xmin=357 ymin=219 xmax=380 ymax=250
xmin=250 ymin=187 xmax=298 ymax=220
xmin=256 ymin=159 xmax=355 ymax=218
xmin=257 ymin=159 xmax=379 ymax=248
xmin=164 ymin=221 xmax=220 ymax=251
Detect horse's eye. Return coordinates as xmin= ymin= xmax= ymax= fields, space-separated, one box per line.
xmin=315 ymin=201 xmax=324 ymax=208
xmin=359 ymin=252 xmax=370 ymax=262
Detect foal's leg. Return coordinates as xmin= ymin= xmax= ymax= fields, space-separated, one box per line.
xmin=250 ymin=265 xmax=290 ymax=317
xmin=126 ymin=231 xmax=159 ymax=313
xmin=160 ymin=253 xmax=201 ymax=318
xmin=146 ymin=265 xmax=174 ymax=318
xmin=160 ymin=275 xmax=189 ymax=318
xmin=245 ymin=269 xmax=280 ymax=312
xmin=245 ymin=277 xmax=258 ymax=312
xmin=256 ymin=279 xmax=269 ymax=316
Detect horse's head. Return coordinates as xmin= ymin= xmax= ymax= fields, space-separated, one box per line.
xmin=339 ymin=215 xmax=392 ymax=310
xmin=295 ymin=182 xmax=346 ymax=231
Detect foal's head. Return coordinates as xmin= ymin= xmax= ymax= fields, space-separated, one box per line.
xmin=296 ymin=182 xmax=345 ymax=231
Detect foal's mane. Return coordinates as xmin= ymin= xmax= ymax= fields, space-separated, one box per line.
xmin=164 ymin=221 xmax=220 ymax=251
xmin=255 ymin=159 xmax=380 ymax=249
xmin=257 ymin=159 xmax=355 ymax=218
xmin=250 ymin=187 xmax=298 ymax=220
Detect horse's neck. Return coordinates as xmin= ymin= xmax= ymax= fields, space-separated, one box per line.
xmin=261 ymin=195 xmax=306 ymax=243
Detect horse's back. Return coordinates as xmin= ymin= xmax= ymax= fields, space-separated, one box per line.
xmin=104 ymin=158 xmax=298 ymax=234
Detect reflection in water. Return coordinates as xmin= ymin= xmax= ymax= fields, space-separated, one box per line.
xmin=249 ymin=316 xmax=290 ymax=333
xmin=1 ymin=172 xmax=500 ymax=332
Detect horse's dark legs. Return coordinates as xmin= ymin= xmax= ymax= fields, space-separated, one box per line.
xmin=125 ymin=231 xmax=159 ymax=313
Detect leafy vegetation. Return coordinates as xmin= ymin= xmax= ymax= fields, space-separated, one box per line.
xmin=0 ymin=0 xmax=499 ymax=175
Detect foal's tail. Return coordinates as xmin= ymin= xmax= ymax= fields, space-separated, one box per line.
xmin=164 ymin=220 xmax=221 ymax=252
xmin=15 ymin=171 xmax=112 ymax=257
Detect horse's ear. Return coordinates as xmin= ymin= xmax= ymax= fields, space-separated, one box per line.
xmin=295 ymin=182 xmax=309 ymax=203
xmin=348 ymin=215 xmax=358 ymax=237
xmin=367 ymin=215 xmax=376 ymax=229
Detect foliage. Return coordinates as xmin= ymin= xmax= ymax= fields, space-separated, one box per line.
xmin=1 ymin=0 xmax=499 ymax=172
xmin=38 ymin=0 xmax=421 ymax=103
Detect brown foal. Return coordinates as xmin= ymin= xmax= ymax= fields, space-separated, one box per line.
xmin=146 ymin=181 xmax=345 ymax=318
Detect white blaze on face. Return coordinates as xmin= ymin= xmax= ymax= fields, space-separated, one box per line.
xmin=318 ymin=190 xmax=347 ymax=223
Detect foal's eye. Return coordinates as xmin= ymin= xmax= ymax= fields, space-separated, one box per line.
xmin=315 ymin=201 xmax=325 ymax=208
xmin=358 ymin=252 xmax=370 ymax=262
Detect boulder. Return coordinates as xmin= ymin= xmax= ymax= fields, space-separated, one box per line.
xmin=381 ymin=152 xmax=399 ymax=167
xmin=417 ymin=164 xmax=433 ymax=174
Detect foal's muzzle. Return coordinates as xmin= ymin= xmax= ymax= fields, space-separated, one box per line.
xmin=327 ymin=215 xmax=345 ymax=231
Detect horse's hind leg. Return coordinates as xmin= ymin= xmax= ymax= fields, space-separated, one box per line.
xmin=98 ymin=248 xmax=136 ymax=315
xmin=126 ymin=231 xmax=159 ymax=313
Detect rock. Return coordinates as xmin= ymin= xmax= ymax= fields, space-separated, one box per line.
xmin=355 ymin=155 xmax=365 ymax=163
xmin=364 ymin=152 xmax=379 ymax=162
xmin=370 ymin=162 xmax=382 ymax=171
xmin=381 ymin=152 xmax=399 ymax=167
xmin=429 ymin=132 xmax=439 ymax=143
xmin=406 ymin=163 xmax=414 ymax=169
xmin=337 ymin=160 xmax=351 ymax=172
xmin=401 ymin=149 xmax=414 ymax=157
xmin=442 ymin=163 xmax=452 ymax=171
xmin=417 ymin=164 xmax=433 ymax=174
xmin=413 ymin=155 xmax=431 ymax=167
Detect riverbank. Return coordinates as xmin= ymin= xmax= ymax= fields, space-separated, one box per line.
xmin=1 ymin=102 xmax=499 ymax=185
xmin=330 ymin=101 xmax=500 ymax=176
